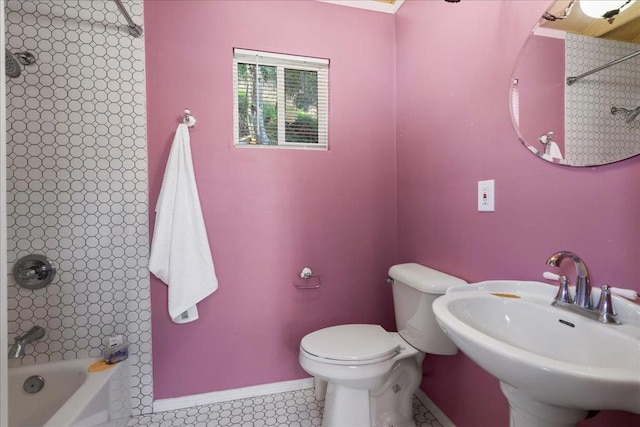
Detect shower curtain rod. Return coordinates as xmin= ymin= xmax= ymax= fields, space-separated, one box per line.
xmin=567 ymin=49 xmax=640 ymax=86
xmin=113 ymin=0 xmax=143 ymax=38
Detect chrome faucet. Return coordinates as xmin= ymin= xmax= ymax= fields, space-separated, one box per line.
xmin=8 ymin=325 xmax=46 ymax=359
xmin=546 ymin=251 xmax=592 ymax=309
xmin=544 ymin=251 xmax=622 ymax=324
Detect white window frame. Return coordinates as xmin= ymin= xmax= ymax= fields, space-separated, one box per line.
xmin=233 ymin=48 xmax=329 ymax=150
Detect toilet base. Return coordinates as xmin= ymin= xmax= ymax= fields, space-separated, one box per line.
xmin=313 ymin=353 xmax=423 ymax=427
xmin=322 ymin=382 xmax=371 ymax=427
xmin=314 ymin=377 xmax=327 ymax=401
xmin=371 ymin=354 xmax=422 ymax=427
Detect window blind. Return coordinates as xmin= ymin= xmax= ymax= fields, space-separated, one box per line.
xmin=233 ymin=48 xmax=329 ymax=149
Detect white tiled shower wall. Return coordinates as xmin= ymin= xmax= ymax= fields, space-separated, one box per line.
xmin=5 ymin=0 xmax=152 ymax=415
xmin=565 ymin=33 xmax=640 ymax=166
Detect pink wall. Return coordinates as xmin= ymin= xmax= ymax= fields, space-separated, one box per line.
xmin=395 ymin=1 xmax=640 ymax=427
xmin=145 ymin=1 xmax=639 ymax=424
xmin=517 ymin=35 xmax=565 ymax=155
xmin=144 ymin=0 xmax=397 ymax=399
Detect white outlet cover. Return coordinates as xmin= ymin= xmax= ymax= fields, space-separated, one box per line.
xmin=478 ymin=180 xmax=495 ymax=212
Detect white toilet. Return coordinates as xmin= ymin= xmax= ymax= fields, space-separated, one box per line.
xmin=299 ymin=263 xmax=467 ymax=427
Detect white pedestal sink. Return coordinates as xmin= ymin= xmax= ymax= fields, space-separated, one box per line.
xmin=432 ymin=280 xmax=640 ymax=427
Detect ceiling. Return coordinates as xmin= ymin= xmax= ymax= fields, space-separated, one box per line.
xmin=540 ymin=0 xmax=640 ymax=43
xmin=318 ymin=0 xmax=403 ymax=14
xmin=326 ymin=0 xmax=639 ymax=33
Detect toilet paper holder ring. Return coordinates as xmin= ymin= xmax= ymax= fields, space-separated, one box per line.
xmin=294 ymin=267 xmax=322 ymax=289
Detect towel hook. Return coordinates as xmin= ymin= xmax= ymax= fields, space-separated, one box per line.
xmin=183 ymin=109 xmax=196 ymax=127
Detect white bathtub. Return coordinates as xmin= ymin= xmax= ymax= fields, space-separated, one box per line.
xmin=8 ymin=358 xmax=131 ymax=427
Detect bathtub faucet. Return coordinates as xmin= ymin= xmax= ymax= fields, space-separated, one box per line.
xmin=8 ymin=325 xmax=46 ymax=359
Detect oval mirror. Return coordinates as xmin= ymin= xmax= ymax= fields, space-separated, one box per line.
xmin=510 ymin=0 xmax=640 ymax=167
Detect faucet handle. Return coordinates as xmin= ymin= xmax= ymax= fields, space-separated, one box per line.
xmin=544 ymin=271 xmax=572 ymax=304
xmin=595 ymin=285 xmax=620 ymax=324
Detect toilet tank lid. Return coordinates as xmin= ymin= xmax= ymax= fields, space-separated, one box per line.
xmin=388 ymin=263 xmax=467 ymax=294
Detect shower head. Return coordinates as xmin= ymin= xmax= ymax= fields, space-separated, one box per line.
xmin=5 ymin=50 xmax=36 ymax=78
xmin=611 ymin=106 xmax=640 ymax=124
xmin=626 ymin=106 xmax=640 ymax=124
xmin=5 ymin=49 xmax=21 ymax=78
xmin=14 ymin=51 xmax=36 ymax=66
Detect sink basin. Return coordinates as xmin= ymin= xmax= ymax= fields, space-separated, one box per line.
xmin=433 ymin=280 xmax=640 ymax=426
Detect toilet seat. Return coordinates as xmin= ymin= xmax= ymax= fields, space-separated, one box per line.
xmin=300 ymin=324 xmax=400 ymax=364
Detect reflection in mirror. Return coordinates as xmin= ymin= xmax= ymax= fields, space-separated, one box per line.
xmin=510 ymin=0 xmax=640 ymax=167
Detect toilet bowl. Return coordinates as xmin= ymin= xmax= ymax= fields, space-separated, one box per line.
xmin=298 ymin=263 xmax=467 ymax=427
xmin=300 ymin=325 xmax=422 ymax=427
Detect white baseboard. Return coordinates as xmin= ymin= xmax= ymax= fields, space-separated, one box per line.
xmin=415 ymin=388 xmax=456 ymax=427
xmin=154 ymin=377 xmax=455 ymax=427
xmin=153 ymin=377 xmax=315 ymax=413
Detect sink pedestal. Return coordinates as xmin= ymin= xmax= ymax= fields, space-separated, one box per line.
xmin=501 ymin=383 xmax=588 ymax=427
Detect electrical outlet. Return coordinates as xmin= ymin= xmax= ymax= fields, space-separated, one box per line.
xmin=478 ymin=180 xmax=495 ymax=212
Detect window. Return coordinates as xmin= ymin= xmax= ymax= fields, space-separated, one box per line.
xmin=233 ymin=48 xmax=329 ymax=149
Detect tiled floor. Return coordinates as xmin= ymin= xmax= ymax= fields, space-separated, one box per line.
xmin=128 ymin=388 xmax=443 ymax=427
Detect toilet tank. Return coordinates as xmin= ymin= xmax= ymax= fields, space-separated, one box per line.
xmin=388 ymin=263 xmax=467 ymax=355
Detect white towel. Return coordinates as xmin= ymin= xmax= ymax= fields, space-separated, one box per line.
xmin=545 ymin=141 xmax=563 ymax=160
xmin=149 ymin=123 xmax=218 ymax=324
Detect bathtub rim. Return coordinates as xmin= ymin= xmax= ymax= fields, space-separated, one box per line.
xmin=8 ymin=357 xmax=125 ymax=427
